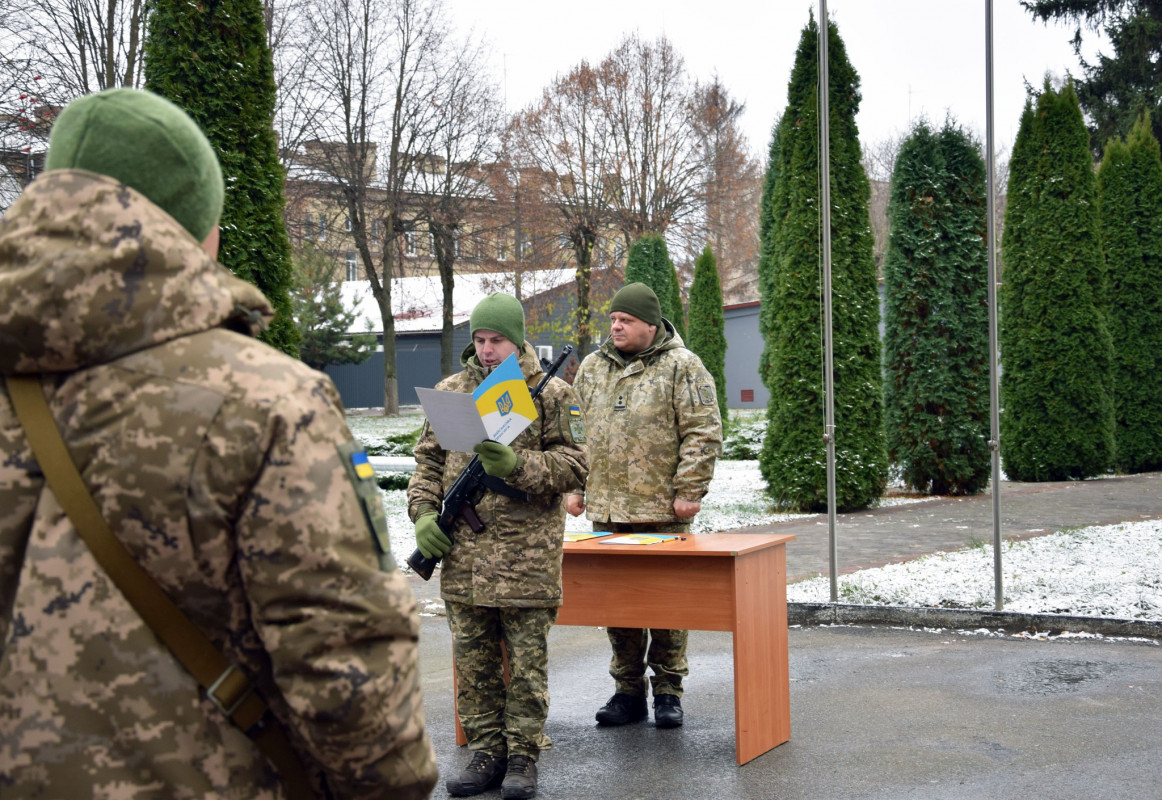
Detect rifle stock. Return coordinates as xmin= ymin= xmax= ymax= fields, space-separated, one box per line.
xmin=406 ymin=345 xmax=575 ymax=580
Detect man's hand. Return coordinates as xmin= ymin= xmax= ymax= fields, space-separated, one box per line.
xmin=473 ymin=441 xmax=517 ymax=478
xmin=673 ymin=498 xmax=701 ymax=519
xmin=414 ymin=513 xmax=452 ymax=559
xmin=565 ymin=493 xmax=586 ymax=517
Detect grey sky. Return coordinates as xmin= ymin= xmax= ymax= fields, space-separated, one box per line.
xmin=446 ymin=0 xmax=1096 ymax=155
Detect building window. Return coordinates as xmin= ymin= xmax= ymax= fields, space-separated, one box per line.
xmin=519 ymin=236 xmax=532 ymax=261
xmin=741 ymin=389 xmax=755 ymax=403
xmin=345 ymin=215 xmax=353 ymax=232
xmin=345 ymin=251 xmax=359 ymax=281
xmin=371 ymin=219 xmax=381 ymax=242
xmin=405 ymin=230 xmax=416 ymax=257
xmin=453 ymin=229 xmax=462 ymax=258
xmin=497 ymin=234 xmax=508 ymax=262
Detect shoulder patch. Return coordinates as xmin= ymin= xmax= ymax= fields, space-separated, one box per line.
xmin=336 ymin=440 xmax=397 ymax=572
xmin=697 ymin=384 xmax=716 ymax=406
xmin=568 ymin=404 xmax=587 ymax=444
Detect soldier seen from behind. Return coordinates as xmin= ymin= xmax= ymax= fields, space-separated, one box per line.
xmin=0 ymin=88 xmax=438 ymax=799
xmin=566 ymin=281 xmax=723 ymax=730
xmin=408 ymin=294 xmax=588 ymax=799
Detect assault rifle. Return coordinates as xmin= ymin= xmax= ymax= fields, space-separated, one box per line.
xmin=406 ymin=344 xmax=574 ymax=580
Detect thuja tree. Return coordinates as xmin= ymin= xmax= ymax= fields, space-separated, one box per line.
xmin=883 ymin=120 xmax=991 ymax=495
xmin=758 ymin=13 xmax=886 ymax=512
xmin=687 ymin=245 xmax=728 ymax=417
xmin=145 ymin=0 xmax=299 ymax=356
xmin=757 ymin=122 xmax=781 ymax=385
xmin=1097 ymin=110 xmax=1162 ymax=473
xmin=1001 ymin=81 xmax=1114 ymax=481
xmin=625 ymin=232 xmax=685 ymax=336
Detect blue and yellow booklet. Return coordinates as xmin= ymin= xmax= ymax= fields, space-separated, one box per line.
xmin=415 ymin=353 xmax=536 ymax=452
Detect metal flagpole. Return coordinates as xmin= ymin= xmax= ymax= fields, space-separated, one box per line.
xmin=985 ymin=0 xmax=1004 ymax=610
xmin=818 ymin=0 xmax=839 ymax=602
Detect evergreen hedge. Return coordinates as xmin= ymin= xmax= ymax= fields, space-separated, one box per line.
xmin=145 ymin=0 xmax=299 ymax=356
xmin=687 ymin=245 xmax=728 ymax=418
xmin=1097 ymin=111 xmax=1162 ymax=473
xmin=1000 ymin=81 xmax=1114 ymax=481
xmin=758 ymin=15 xmax=886 ymax=512
xmin=625 ymin=233 xmax=685 ymax=337
xmin=883 ymin=120 xmax=991 ymax=495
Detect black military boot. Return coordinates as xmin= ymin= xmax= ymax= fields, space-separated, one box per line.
xmin=595 ymin=692 xmax=648 ymax=725
xmin=446 ymin=751 xmax=507 ymax=796
xmin=500 ymin=754 xmax=538 ymax=799
xmin=654 ymin=694 xmax=684 ymax=728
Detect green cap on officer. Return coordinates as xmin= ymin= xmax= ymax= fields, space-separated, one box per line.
xmin=610 ymin=282 xmax=662 ymax=328
xmin=45 ymin=87 xmax=224 ymax=243
xmin=470 ymin=293 xmax=526 ymax=345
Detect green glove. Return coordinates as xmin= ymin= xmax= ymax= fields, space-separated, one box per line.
xmin=415 ymin=513 xmax=452 ymax=559
xmin=473 ymin=441 xmax=517 ymax=478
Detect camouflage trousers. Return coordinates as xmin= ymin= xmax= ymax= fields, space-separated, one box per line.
xmin=601 ymin=521 xmax=690 ymax=699
xmin=446 ymin=601 xmax=558 ymax=760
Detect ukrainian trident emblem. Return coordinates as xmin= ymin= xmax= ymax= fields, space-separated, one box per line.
xmin=496 ymin=391 xmax=513 ymax=416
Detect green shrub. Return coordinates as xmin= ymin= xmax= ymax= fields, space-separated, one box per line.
xmin=721 ymin=413 xmax=766 ymax=461
xmin=364 ymin=428 xmax=423 ymax=457
xmin=376 ymin=473 xmax=413 ymax=491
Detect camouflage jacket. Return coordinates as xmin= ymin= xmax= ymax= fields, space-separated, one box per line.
xmin=0 ymin=170 xmax=437 ymax=799
xmin=573 ymin=319 xmax=723 ymax=523
xmin=407 ymin=343 xmax=588 ymax=607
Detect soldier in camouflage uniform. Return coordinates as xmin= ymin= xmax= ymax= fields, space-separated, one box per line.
xmin=566 ymin=282 xmax=722 ymax=730
xmin=408 ymin=294 xmax=587 ymax=800
xmin=0 ymin=88 xmax=438 ymax=799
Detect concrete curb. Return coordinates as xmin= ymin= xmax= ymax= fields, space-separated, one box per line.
xmin=788 ymin=602 xmax=1162 ymax=639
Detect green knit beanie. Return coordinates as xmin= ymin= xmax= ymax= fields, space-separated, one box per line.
xmin=470 ymin=293 xmax=525 ymax=346
xmin=45 ymin=88 xmax=224 ymax=242
xmin=610 ymin=282 xmax=662 ymax=328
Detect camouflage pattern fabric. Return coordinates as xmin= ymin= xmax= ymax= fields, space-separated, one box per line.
xmin=445 ymin=602 xmax=558 ymax=759
xmin=0 ymin=170 xmax=438 ymax=799
xmin=601 ymin=520 xmax=690 ymax=698
xmin=574 ymin=322 xmax=721 ymax=700
xmin=572 ymin=319 xmax=723 ymax=524
xmin=407 ymin=342 xmax=588 ymax=608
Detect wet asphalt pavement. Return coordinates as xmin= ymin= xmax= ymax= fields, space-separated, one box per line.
xmin=407 ymin=472 xmax=1162 ymax=800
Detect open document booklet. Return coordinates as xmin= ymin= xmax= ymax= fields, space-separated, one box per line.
xmin=415 ymin=352 xmax=536 ymax=452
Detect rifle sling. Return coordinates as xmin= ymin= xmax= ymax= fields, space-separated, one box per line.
xmin=479 ymin=474 xmax=530 ymax=502
xmin=6 ymin=375 xmax=314 ymax=800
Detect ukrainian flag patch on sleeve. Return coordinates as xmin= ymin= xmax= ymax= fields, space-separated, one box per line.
xmin=336 ymin=440 xmax=396 ymax=572
xmin=350 ymin=449 xmax=376 ymax=480
xmin=567 ymin=404 xmax=586 ymax=443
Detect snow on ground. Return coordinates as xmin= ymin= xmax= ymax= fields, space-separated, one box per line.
xmin=786 ymin=519 xmax=1162 ymax=620
xmin=354 ymin=413 xmax=1162 ymax=621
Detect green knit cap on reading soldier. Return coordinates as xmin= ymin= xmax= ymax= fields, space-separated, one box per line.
xmin=45 ymin=88 xmax=224 ymax=242
xmin=610 ymin=282 xmax=662 ymax=328
xmin=470 ymin=293 xmax=525 ymax=346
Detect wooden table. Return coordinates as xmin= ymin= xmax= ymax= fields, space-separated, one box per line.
xmin=558 ymin=531 xmax=794 ymax=765
xmin=451 ymin=531 xmax=795 ymax=765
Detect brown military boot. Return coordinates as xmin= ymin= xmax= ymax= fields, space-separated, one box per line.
xmin=446 ymin=751 xmax=506 ymax=797
xmin=501 ymin=754 xmax=538 ymax=799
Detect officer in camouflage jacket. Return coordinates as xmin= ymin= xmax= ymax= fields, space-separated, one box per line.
xmin=567 ymin=282 xmax=722 ymax=730
xmin=408 ymin=294 xmax=587 ymax=799
xmin=0 ymin=89 xmax=437 ymax=799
